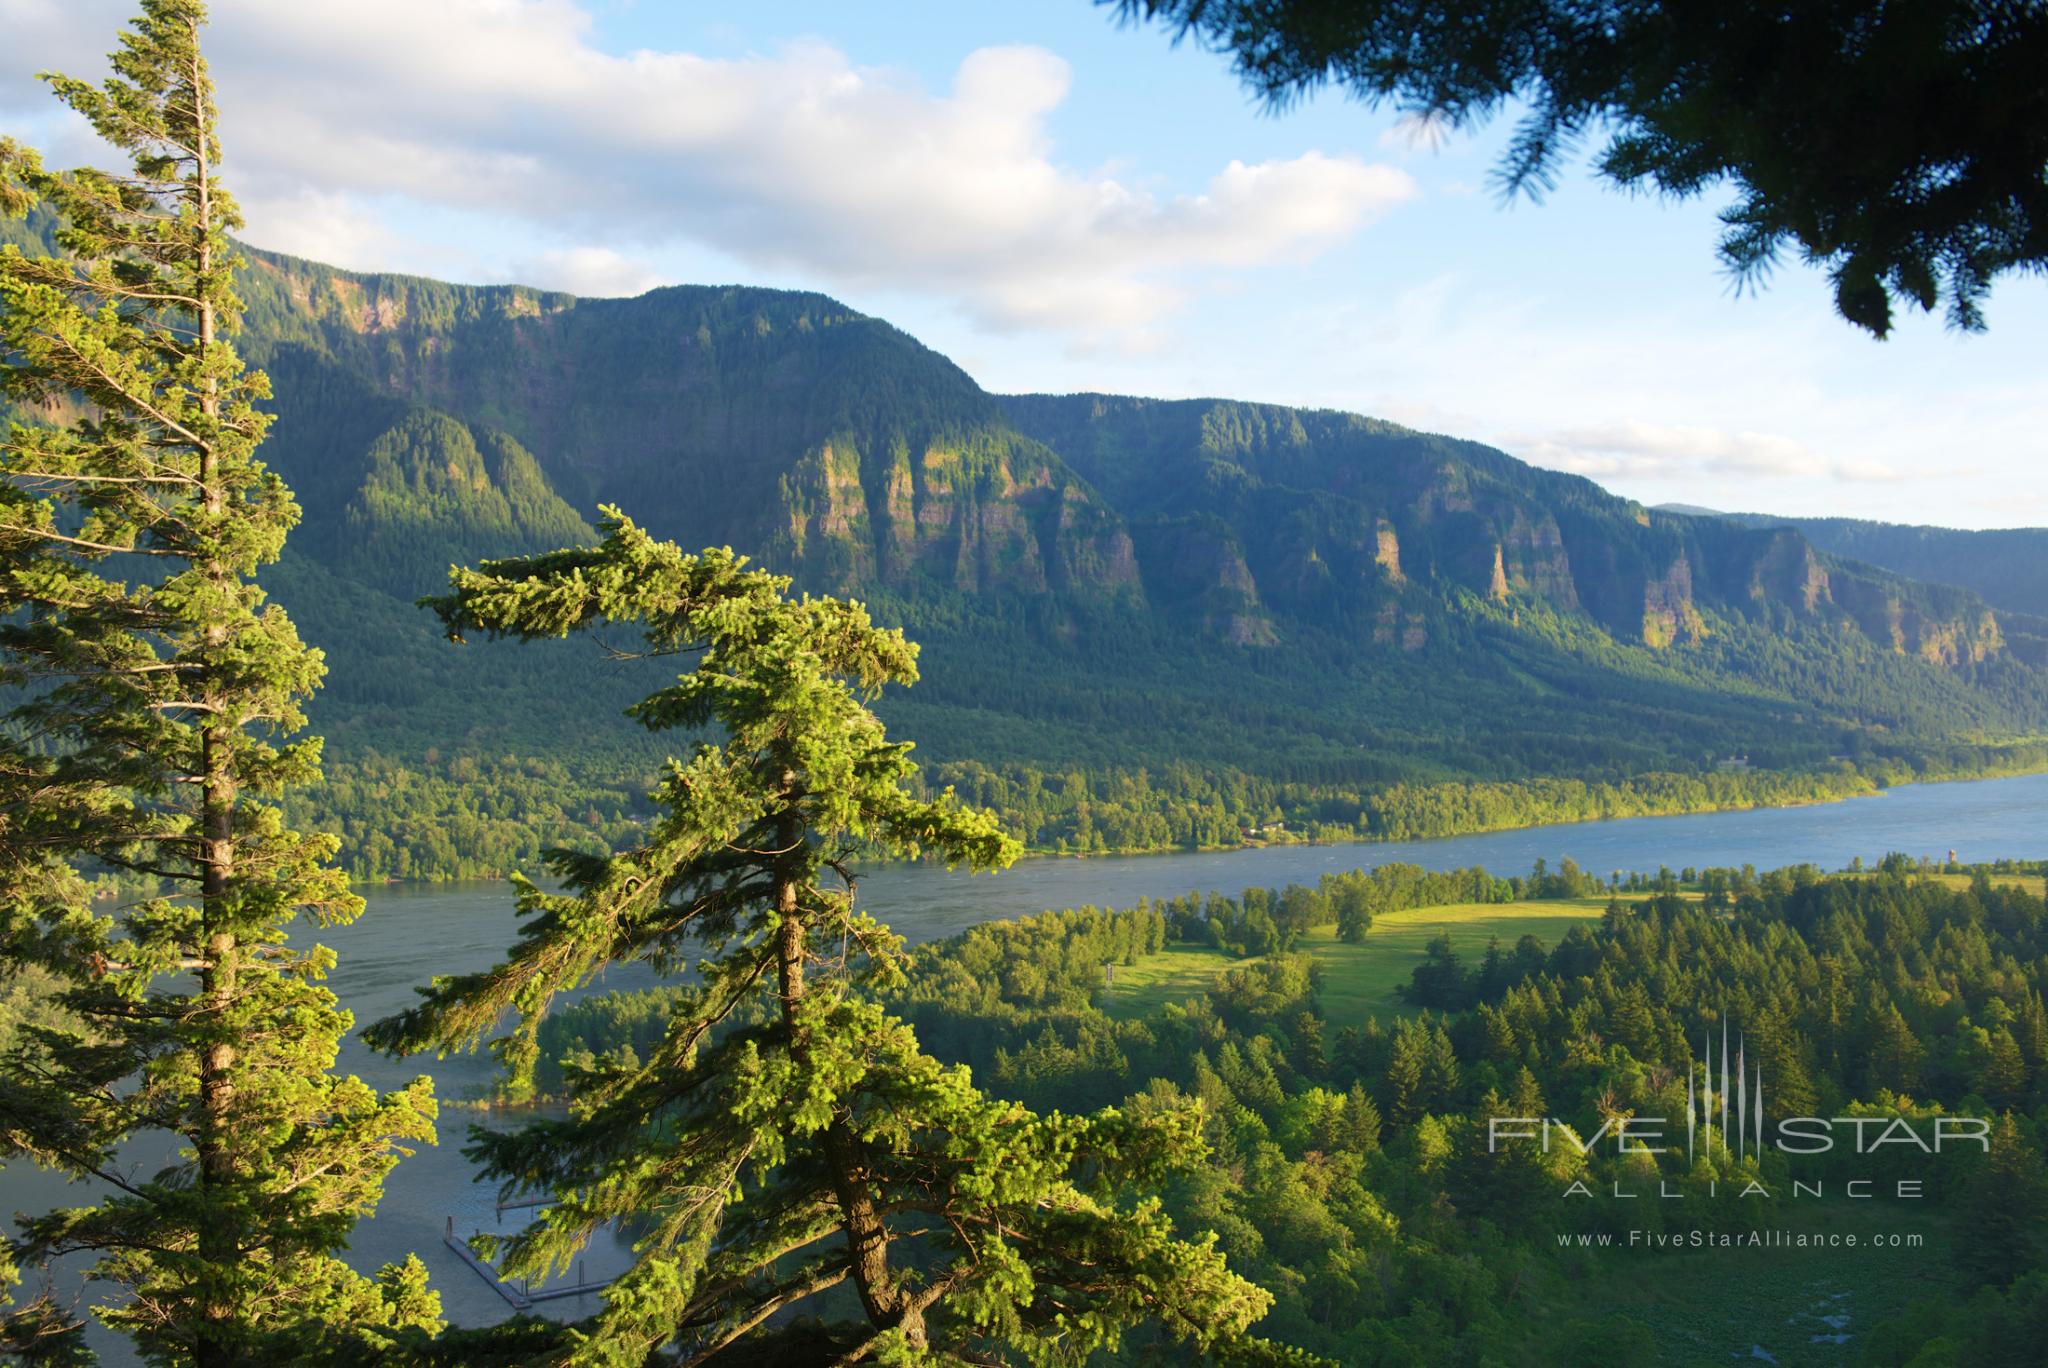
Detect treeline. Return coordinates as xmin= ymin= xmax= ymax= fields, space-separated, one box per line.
xmin=299 ymin=741 xmax=2048 ymax=883
xmin=921 ymin=756 xmax=1896 ymax=852
xmin=1353 ymin=768 xmax=1878 ymax=840
xmin=930 ymin=744 xmax=2048 ymax=853
xmin=281 ymin=750 xmax=651 ymax=881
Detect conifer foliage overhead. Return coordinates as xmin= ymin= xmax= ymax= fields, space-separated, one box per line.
xmin=0 ymin=3 xmax=436 ymax=1362
xmin=370 ymin=508 xmax=1273 ymax=1364
xmin=1111 ymin=0 xmax=2048 ymax=336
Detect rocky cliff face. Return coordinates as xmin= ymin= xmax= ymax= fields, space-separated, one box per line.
xmin=1002 ymin=393 xmax=2010 ymax=668
xmin=770 ymin=434 xmax=1139 ymax=599
xmin=1691 ymin=511 xmax=2048 ymax=621
xmin=1830 ymin=574 xmax=2004 ymax=665
xmin=158 ymin=227 xmax=2007 ymax=673
xmin=1639 ymin=555 xmax=1705 ymax=648
xmin=227 ymin=243 xmax=1144 ymax=607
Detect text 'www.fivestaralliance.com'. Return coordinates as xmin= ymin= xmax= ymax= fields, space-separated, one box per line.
xmin=1558 ymin=1230 xmax=1927 ymax=1250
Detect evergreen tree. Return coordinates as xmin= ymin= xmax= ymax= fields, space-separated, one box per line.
xmin=2018 ymin=992 xmax=2048 ymax=1069
xmin=1507 ymin=1066 xmax=1544 ymax=1121
xmin=1982 ymin=1027 xmax=2030 ymax=1110
xmin=1110 ymin=0 xmax=2048 ymax=335
xmin=368 ymin=510 xmax=1269 ymax=1362
xmin=1748 ymin=1005 xmax=1819 ymax=1117
xmin=1957 ymin=1115 xmax=2047 ymax=1287
xmin=1863 ymin=1002 xmax=1925 ymax=1096
xmin=1383 ymin=1018 xmax=1429 ymax=1126
xmin=1453 ymin=1087 xmax=1550 ymax=1227
xmin=1606 ymin=983 xmax=1656 ymax=1059
xmin=1339 ymin=1083 xmax=1381 ymax=1155
xmin=1405 ymin=933 xmax=1470 ymax=1009
xmin=1422 ymin=1020 xmax=1462 ymax=1110
xmin=0 ymin=4 xmax=436 ymax=1362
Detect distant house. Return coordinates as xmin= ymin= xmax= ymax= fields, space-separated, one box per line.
xmin=1714 ymin=755 xmax=1752 ymax=772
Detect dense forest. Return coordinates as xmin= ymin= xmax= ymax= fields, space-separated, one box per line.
xmin=535 ymin=861 xmax=2048 ymax=1363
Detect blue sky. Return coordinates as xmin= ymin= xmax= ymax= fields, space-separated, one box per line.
xmin=5 ymin=0 xmax=2044 ymax=527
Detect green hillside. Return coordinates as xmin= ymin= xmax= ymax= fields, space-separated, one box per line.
xmin=7 ymin=206 xmax=2048 ymax=876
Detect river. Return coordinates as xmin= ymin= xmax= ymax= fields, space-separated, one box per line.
xmin=11 ymin=771 xmax=2048 ymax=1348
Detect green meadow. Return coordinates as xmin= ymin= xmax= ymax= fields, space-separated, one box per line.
xmin=1102 ymin=897 xmax=1621 ymax=1026
xmin=1913 ymin=869 xmax=2047 ymax=898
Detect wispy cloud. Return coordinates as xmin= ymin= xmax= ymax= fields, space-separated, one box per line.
xmin=1514 ymin=421 xmax=1911 ymax=484
xmin=511 ymin=246 xmax=674 ymax=299
xmin=2 ymin=0 xmax=1417 ymax=344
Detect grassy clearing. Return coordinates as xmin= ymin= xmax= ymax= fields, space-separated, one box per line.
xmin=1916 ymin=870 xmax=2046 ymax=897
xmin=1098 ymin=942 xmax=1242 ymax=1020
xmin=1830 ymin=869 xmax=2044 ymax=897
xmin=1300 ymin=900 xmax=1610 ymax=1027
xmin=1100 ymin=897 xmax=1618 ymax=1026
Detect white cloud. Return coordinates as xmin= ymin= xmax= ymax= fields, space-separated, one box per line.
xmin=1514 ymin=421 xmax=1908 ymax=484
xmin=0 ymin=2 xmax=101 ymax=100
xmin=233 ymin=187 xmax=400 ymax=270
xmin=0 ymin=0 xmax=1417 ymax=343
xmin=511 ymin=246 xmax=674 ymax=298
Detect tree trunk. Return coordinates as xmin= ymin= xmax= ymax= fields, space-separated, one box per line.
xmin=194 ymin=723 xmax=235 ymax=1367
xmin=770 ymin=796 xmax=922 ymax=1349
xmin=189 ymin=38 xmax=236 ymax=1362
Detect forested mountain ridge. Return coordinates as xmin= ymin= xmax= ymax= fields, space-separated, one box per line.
xmin=217 ymin=210 xmax=2017 ymax=667
xmin=6 ymin=206 xmax=2048 ymax=875
xmin=226 ymin=232 xmax=1142 ymax=604
xmin=0 ymin=186 xmax=1967 ymax=671
xmin=325 ymin=409 xmax=595 ymax=595
xmin=1662 ymin=505 xmax=2048 ymax=622
xmin=1002 ymin=393 xmax=2016 ymax=664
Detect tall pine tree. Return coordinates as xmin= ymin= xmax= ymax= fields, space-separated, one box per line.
xmin=370 ymin=510 xmax=1270 ymax=1364
xmin=0 ymin=4 xmax=437 ymax=1363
